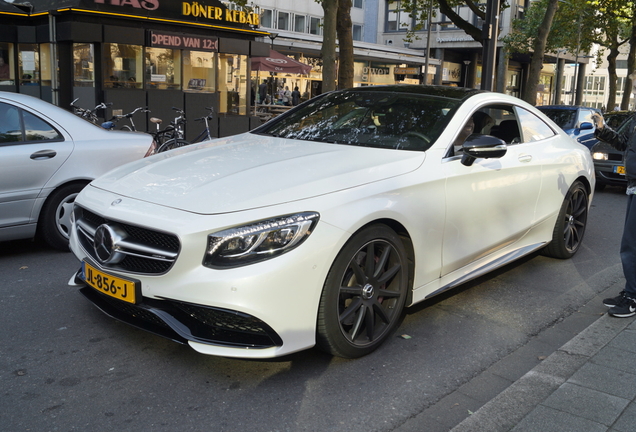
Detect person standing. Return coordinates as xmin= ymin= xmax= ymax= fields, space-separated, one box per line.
xmin=593 ymin=98 xmax=636 ymax=317
xmin=292 ymin=86 xmax=301 ymax=106
xmin=258 ymin=79 xmax=268 ymax=104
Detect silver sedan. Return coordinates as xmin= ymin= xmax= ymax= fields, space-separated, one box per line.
xmin=0 ymin=92 xmax=155 ymax=250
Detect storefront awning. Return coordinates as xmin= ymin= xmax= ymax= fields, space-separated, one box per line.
xmin=251 ymin=50 xmax=312 ymax=75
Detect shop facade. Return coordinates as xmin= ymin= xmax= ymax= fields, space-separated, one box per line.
xmin=0 ymin=0 xmax=270 ymax=139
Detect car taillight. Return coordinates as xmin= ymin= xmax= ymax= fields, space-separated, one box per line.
xmin=144 ymin=139 xmax=158 ymax=157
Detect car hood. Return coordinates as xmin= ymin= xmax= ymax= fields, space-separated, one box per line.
xmin=90 ymin=133 xmax=426 ymax=214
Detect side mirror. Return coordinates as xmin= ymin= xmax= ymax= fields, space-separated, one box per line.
xmin=461 ymin=134 xmax=507 ymax=166
xmin=580 ymin=122 xmax=594 ymax=130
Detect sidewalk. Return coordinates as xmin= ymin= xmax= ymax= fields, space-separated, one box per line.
xmin=450 ymin=287 xmax=636 ymax=432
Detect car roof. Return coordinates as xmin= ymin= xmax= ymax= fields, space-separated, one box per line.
xmin=330 ymin=84 xmax=486 ymax=101
xmin=538 ymin=105 xmax=600 ymax=111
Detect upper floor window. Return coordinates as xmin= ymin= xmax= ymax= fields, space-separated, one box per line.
xmin=278 ymin=11 xmax=290 ymax=30
xmin=387 ymin=1 xmax=412 ymax=32
xmin=261 ymin=9 xmax=273 ymax=28
xmin=309 ymin=17 xmax=322 ymax=35
xmin=295 ymin=15 xmax=307 ymax=33
xmin=353 ymin=25 xmax=362 ymax=41
xmin=354 ymin=0 xmax=363 ymax=7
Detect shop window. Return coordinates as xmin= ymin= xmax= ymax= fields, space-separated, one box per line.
xmin=261 ymin=9 xmax=273 ymax=28
xmin=18 ymin=44 xmax=39 ymax=86
xmin=73 ymin=43 xmax=94 ymax=87
xmin=104 ymin=43 xmax=142 ymax=89
xmin=218 ymin=54 xmax=247 ymax=115
xmin=309 ymin=17 xmax=322 ymax=35
xmin=353 ymin=25 xmax=362 ymax=41
xmin=183 ymin=50 xmax=215 ymax=93
xmin=0 ymin=42 xmax=15 ymax=84
xmin=278 ymin=11 xmax=290 ymax=30
xmin=294 ymin=15 xmax=306 ymax=33
xmin=40 ymin=44 xmax=53 ymax=89
xmin=145 ymin=47 xmax=181 ymax=90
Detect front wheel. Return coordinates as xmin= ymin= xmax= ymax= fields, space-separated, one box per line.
xmin=317 ymin=225 xmax=409 ymax=358
xmin=157 ymin=138 xmax=190 ymax=153
xmin=542 ymin=180 xmax=588 ymax=259
xmin=38 ymin=183 xmax=87 ymax=251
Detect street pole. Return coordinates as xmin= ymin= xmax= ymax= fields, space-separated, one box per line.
xmin=481 ymin=0 xmax=501 ymax=91
xmin=424 ymin=0 xmax=433 ymax=85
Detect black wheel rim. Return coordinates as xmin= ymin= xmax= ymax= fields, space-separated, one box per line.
xmin=337 ymin=239 xmax=405 ymax=347
xmin=563 ymin=187 xmax=587 ymax=253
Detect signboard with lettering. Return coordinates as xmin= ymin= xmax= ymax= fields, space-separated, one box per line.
xmin=149 ymin=31 xmax=218 ymax=51
xmin=394 ymin=67 xmax=419 ymax=75
xmin=16 ymin=1 xmax=264 ymax=31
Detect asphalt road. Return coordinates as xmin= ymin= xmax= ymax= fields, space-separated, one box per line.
xmin=0 ymin=186 xmax=628 ymax=432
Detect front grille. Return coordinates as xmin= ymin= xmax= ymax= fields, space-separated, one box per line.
xmin=79 ymin=285 xmax=283 ymax=349
xmin=74 ymin=206 xmax=180 ymax=275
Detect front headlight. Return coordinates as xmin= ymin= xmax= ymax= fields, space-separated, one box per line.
xmin=203 ymin=212 xmax=320 ymax=268
xmin=592 ymin=152 xmax=609 ymax=161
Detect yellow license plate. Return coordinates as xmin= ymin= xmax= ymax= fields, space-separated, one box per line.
xmin=615 ymin=165 xmax=626 ymax=175
xmin=83 ymin=261 xmax=139 ymax=304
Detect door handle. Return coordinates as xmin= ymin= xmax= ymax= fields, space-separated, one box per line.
xmin=518 ymin=154 xmax=532 ymax=163
xmin=30 ymin=150 xmax=57 ymax=160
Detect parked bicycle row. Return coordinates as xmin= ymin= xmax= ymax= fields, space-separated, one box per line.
xmin=70 ymin=98 xmax=214 ymax=153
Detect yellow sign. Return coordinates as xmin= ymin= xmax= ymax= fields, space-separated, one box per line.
xmin=182 ymin=2 xmax=260 ymax=26
xmin=394 ymin=67 xmax=420 ymax=75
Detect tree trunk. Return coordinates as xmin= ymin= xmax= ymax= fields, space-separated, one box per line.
xmin=621 ymin=17 xmax=636 ymax=110
xmin=521 ymin=0 xmax=559 ymax=104
xmin=607 ymin=43 xmax=620 ymax=111
xmin=320 ymin=0 xmax=339 ymax=93
xmin=336 ymin=0 xmax=354 ymax=89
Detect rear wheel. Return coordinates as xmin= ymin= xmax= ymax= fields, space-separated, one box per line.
xmin=542 ymin=180 xmax=588 ymax=259
xmin=157 ymin=138 xmax=190 ymax=153
xmin=317 ymin=225 xmax=409 ymax=358
xmin=38 ymin=182 xmax=87 ymax=251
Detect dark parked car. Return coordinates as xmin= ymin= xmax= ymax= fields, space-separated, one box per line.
xmin=537 ymin=105 xmax=601 ymax=148
xmin=591 ymin=111 xmax=635 ymax=190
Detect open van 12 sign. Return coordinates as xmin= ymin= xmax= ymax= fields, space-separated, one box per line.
xmin=149 ymin=31 xmax=218 ymax=51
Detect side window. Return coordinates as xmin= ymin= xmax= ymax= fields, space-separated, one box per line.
xmin=578 ymin=109 xmax=593 ymax=126
xmin=22 ymin=110 xmax=62 ymax=141
xmin=0 ymin=102 xmax=22 ymax=143
xmin=480 ymin=105 xmax=521 ymax=145
xmin=515 ymin=107 xmax=556 ymax=143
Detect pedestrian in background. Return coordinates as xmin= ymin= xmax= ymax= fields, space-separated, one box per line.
xmin=292 ymin=86 xmax=301 ymax=106
xmin=592 ymin=78 xmax=636 ymax=317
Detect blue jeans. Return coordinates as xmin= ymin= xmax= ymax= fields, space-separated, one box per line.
xmin=622 ymin=194 xmax=636 ymax=297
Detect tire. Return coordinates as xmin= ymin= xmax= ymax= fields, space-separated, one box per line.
xmin=317 ymin=225 xmax=409 ymax=358
xmin=542 ymin=180 xmax=589 ymax=259
xmin=120 ymin=125 xmax=133 ymax=131
xmin=38 ymin=183 xmax=87 ymax=251
xmin=157 ymin=138 xmax=190 ymax=153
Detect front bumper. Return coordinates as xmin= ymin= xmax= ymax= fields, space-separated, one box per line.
xmin=73 ymin=268 xmax=283 ymax=349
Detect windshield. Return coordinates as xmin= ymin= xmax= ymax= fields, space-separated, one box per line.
xmin=254 ymin=90 xmax=463 ymax=151
xmin=539 ymin=109 xmax=576 ymax=129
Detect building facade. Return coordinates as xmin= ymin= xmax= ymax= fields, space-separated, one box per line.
xmin=0 ymin=0 xmax=270 ymax=139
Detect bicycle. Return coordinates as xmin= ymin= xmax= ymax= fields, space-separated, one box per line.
xmin=102 ymin=106 xmax=150 ymax=131
xmin=190 ymin=107 xmax=215 ymax=143
xmin=156 ymin=107 xmax=190 ymax=153
xmin=71 ymin=98 xmax=111 ymax=124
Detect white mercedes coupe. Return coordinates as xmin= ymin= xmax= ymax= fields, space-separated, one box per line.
xmin=68 ymin=85 xmax=594 ymax=359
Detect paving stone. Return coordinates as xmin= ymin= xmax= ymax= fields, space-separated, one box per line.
xmin=568 ymin=362 xmax=636 ymax=400
xmin=511 ymin=405 xmax=607 ymax=432
xmin=541 ymin=382 xmax=630 ymax=426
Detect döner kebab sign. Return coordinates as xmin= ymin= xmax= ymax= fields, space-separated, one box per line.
xmin=90 ymin=0 xmax=260 ymax=28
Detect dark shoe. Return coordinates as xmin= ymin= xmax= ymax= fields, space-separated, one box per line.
xmin=604 ymin=290 xmax=627 ymax=308
xmin=608 ymin=295 xmax=636 ymax=318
